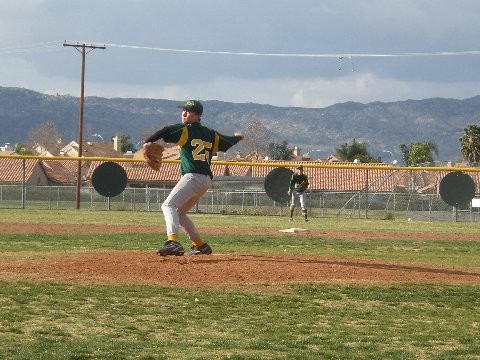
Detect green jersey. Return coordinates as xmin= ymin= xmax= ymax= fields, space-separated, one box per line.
xmin=145 ymin=123 xmax=241 ymax=178
xmin=289 ymin=173 xmax=309 ymax=192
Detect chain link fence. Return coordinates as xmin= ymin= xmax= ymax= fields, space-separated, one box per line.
xmin=1 ymin=182 xmax=479 ymax=222
xmin=2 ymin=156 xmax=479 ymax=221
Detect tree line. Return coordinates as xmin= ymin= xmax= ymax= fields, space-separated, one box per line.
xmin=12 ymin=120 xmax=480 ymax=166
xmin=243 ymin=118 xmax=480 ymax=166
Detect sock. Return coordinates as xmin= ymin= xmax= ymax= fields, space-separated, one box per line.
xmin=167 ymin=234 xmax=179 ymax=241
xmin=192 ymin=239 xmax=205 ymax=247
xmin=303 ymin=210 xmax=308 ymax=220
xmin=290 ymin=209 xmax=294 ymax=218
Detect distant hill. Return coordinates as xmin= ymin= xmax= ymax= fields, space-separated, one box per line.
xmin=1 ymin=86 xmax=479 ymax=162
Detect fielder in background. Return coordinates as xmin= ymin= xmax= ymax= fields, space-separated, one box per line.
xmin=144 ymin=100 xmax=243 ymax=256
xmin=288 ymin=165 xmax=309 ymax=222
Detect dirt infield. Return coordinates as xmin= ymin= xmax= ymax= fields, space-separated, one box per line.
xmin=1 ymin=223 xmax=479 ymax=288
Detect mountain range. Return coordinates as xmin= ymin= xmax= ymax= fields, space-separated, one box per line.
xmin=1 ymin=86 xmax=479 ymax=163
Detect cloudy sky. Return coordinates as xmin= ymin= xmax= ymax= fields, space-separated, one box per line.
xmin=1 ymin=0 xmax=480 ymax=108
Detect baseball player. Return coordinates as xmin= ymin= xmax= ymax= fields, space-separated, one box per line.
xmin=288 ymin=165 xmax=309 ymax=222
xmin=144 ymin=100 xmax=243 ymax=256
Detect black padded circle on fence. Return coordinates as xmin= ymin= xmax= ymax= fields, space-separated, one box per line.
xmin=439 ymin=171 xmax=475 ymax=206
xmin=92 ymin=162 xmax=127 ymax=197
xmin=264 ymin=167 xmax=294 ymax=203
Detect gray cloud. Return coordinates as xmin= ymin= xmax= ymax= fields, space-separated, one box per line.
xmin=1 ymin=0 xmax=480 ymax=107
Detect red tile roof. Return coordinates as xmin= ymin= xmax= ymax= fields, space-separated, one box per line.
xmin=87 ymin=161 xmax=177 ymax=183
xmin=226 ymin=164 xmax=251 ymax=176
xmin=2 ymin=156 xmax=480 ymax=194
xmin=82 ymin=159 xmax=480 ymax=193
xmin=40 ymin=160 xmax=77 ymax=185
xmin=0 ymin=158 xmax=40 ymax=182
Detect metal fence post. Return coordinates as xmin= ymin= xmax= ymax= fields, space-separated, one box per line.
xmin=365 ymin=168 xmax=369 ymax=219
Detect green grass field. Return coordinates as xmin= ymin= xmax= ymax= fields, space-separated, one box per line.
xmin=0 ymin=209 xmax=479 ymax=359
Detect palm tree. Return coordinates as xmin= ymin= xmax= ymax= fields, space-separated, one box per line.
xmin=460 ymin=124 xmax=480 ymax=165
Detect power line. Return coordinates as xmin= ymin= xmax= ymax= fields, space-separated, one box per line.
xmin=2 ymin=41 xmax=480 ymax=59
xmin=105 ymin=42 xmax=480 ymax=58
xmin=0 ymin=41 xmax=61 ymax=55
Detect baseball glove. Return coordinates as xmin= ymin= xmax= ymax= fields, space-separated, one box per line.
xmin=143 ymin=142 xmax=164 ymax=171
xmin=297 ymin=181 xmax=308 ymax=192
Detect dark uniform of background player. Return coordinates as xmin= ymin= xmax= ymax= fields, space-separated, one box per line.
xmin=144 ymin=100 xmax=243 ymax=256
xmin=288 ymin=165 xmax=309 ymax=222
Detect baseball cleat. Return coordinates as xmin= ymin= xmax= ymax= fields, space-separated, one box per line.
xmin=189 ymin=243 xmax=213 ymax=255
xmin=156 ymin=240 xmax=185 ymax=256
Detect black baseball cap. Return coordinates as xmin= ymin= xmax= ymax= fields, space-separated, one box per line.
xmin=177 ymin=100 xmax=203 ymax=115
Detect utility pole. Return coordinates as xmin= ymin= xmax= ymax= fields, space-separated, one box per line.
xmin=63 ymin=41 xmax=106 ymax=209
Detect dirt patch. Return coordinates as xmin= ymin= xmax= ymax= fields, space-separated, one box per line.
xmin=1 ymin=223 xmax=479 ymax=288
xmin=1 ymin=251 xmax=479 ymax=288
